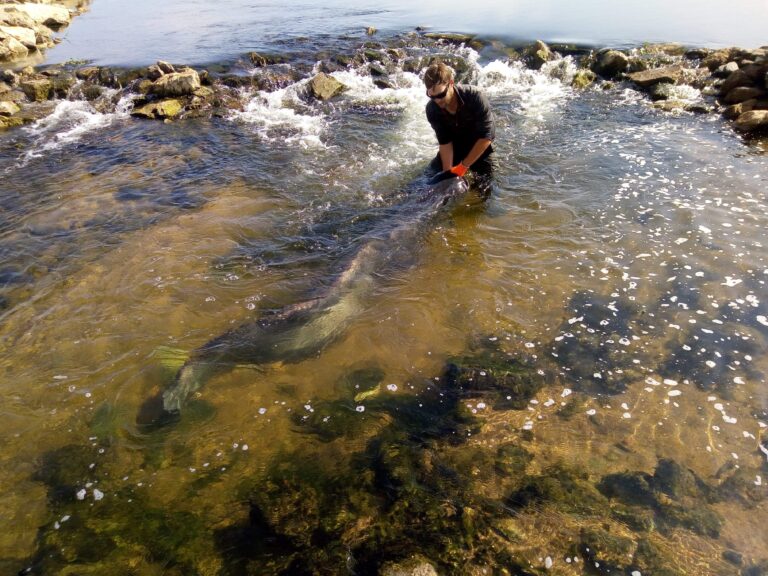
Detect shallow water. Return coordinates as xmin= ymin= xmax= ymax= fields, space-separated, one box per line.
xmin=1 ymin=32 xmax=768 ymax=575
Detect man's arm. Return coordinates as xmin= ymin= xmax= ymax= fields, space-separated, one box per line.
xmin=438 ymin=142 xmax=454 ymax=171
xmin=459 ymin=138 xmax=493 ymax=169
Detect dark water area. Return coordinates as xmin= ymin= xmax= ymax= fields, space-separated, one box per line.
xmin=1 ymin=7 xmax=768 ymax=576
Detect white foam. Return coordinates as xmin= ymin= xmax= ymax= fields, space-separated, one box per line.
xmin=231 ymin=84 xmax=327 ymax=149
xmin=20 ymin=95 xmax=130 ymax=163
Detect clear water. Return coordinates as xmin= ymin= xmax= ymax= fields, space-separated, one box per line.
xmin=1 ymin=7 xmax=768 ymax=575
xmin=46 ymin=0 xmax=768 ymax=66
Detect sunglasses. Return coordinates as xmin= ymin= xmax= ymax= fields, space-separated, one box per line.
xmin=427 ymin=85 xmax=450 ymax=100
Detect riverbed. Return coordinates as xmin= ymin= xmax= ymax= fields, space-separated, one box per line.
xmin=1 ymin=16 xmax=768 ymax=576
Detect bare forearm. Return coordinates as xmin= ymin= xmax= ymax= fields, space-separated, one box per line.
xmin=460 ymin=139 xmax=492 ymax=168
xmin=439 ymin=143 xmax=454 ymax=171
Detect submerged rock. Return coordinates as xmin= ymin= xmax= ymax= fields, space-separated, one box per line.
xmin=380 ymin=556 xmax=438 ymax=576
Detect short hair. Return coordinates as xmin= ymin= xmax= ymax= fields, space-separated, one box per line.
xmin=423 ymin=61 xmax=453 ymax=89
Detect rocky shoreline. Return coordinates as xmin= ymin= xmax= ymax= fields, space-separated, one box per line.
xmin=1 ymin=30 xmax=767 ymax=140
xmin=0 ymin=0 xmax=88 ymax=65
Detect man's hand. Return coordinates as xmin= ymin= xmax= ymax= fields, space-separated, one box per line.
xmin=450 ymin=163 xmax=468 ymax=177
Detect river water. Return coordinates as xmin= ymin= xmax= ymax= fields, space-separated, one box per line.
xmin=1 ymin=4 xmax=768 ymax=576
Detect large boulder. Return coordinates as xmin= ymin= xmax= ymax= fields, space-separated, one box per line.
xmin=150 ymin=69 xmax=200 ymax=97
xmin=724 ymin=86 xmax=766 ymax=105
xmin=19 ymin=77 xmax=52 ymax=101
xmin=626 ymin=65 xmax=683 ymax=88
xmin=720 ymin=69 xmax=755 ymax=95
xmin=131 ymin=98 xmax=184 ymax=120
xmin=4 ymin=3 xmax=71 ymax=30
xmin=592 ymin=49 xmax=629 ymax=79
xmin=0 ymin=35 xmax=27 ymax=61
xmin=0 ymin=7 xmax=36 ymax=29
xmin=307 ymin=72 xmax=347 ymax=100
xmin=0 ymin=25 xmax=36 ymax=49
xmin=734 ymin=110 xmax=768 ymax=132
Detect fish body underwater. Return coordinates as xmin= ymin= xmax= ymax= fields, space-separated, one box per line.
xmin=138 ymin=172 xmax=470 ymax=426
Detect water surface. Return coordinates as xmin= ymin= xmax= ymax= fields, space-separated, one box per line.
xmin=1 ymin=20 xmax=768 ymax=576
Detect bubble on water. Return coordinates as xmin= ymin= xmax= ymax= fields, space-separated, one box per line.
xmin=258 ymin=407 xmax=267 ymax=415
xmin=386 ymin=383 xmax=398 ymax=392
xmin=561 ymin=388 xmax=572 ymax=397
xmin=586 ymin=409 xmax=597 ymax=416
xmin=93 ymin=489 xmax=104 ymax=501
xmin=355 ymin=405 xmax=365 ymax=413
xmin=76 ymin=489 xmax=86 ymax=500
xmin=668 ymin=390 xmax=682 ymax=397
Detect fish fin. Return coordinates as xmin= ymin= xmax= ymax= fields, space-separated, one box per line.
xmin=150 ymin=346 xmax=190 ymax=372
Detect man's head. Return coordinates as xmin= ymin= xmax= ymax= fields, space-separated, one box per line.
xmin=423 ymin=61 xmax=455 ymax=109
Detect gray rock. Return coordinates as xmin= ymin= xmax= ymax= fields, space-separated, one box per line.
xmin=724 ymin=86 xmax=766 ymax=105
xmin=146 ymin=64 xmax=165 ymax=81
xmin=720 ymin=69 xmax=755 ymax=95
xmin=734 ymin=110 xmax=768 ymax=132
xmin=307 ymin=72 xmax=347 ymax=100
xmin=156 ymin=60 xmax=175 ymax=74
xmin=714 ymin=61 xmax=739 ymax=78
xmin=150 ymin=69 xmax=200 ymax=97
xmin=626 ymin=65 xmax=683 ymax=88
xmin=592 ymin=49 xmax=629 ymax=78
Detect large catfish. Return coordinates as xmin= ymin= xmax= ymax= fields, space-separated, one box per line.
xmin=138 ymin=171 xmax=470 ymax=426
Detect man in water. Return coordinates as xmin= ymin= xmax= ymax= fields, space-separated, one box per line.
xmin=423 ymin=61 xmax=496 ymax=196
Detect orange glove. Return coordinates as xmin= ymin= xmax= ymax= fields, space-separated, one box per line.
xmin=450 ymin=163 xmax=468 ymax=177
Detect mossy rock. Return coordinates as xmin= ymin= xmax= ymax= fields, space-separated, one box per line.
xmin=444 ymin=348 xmax=546 ymax=410
xmin=494 ymin=443 xmax=532 ymax=477
xmin=572 ymin=69 xmax=596 ymax=90
xmin=579 ymin=527 xmax=636 ymax=568
xmin=506 ymin=464 xmax=608 ymax=514
xmin=131 ymin=98 xmax=184 ymax=120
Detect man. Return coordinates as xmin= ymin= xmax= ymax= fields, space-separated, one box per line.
xmin=423 ymin=61 xmax=495 ymax=194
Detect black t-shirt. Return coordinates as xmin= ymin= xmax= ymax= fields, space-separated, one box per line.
xmin=426 ymin=84 xmax=495 ymax=160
